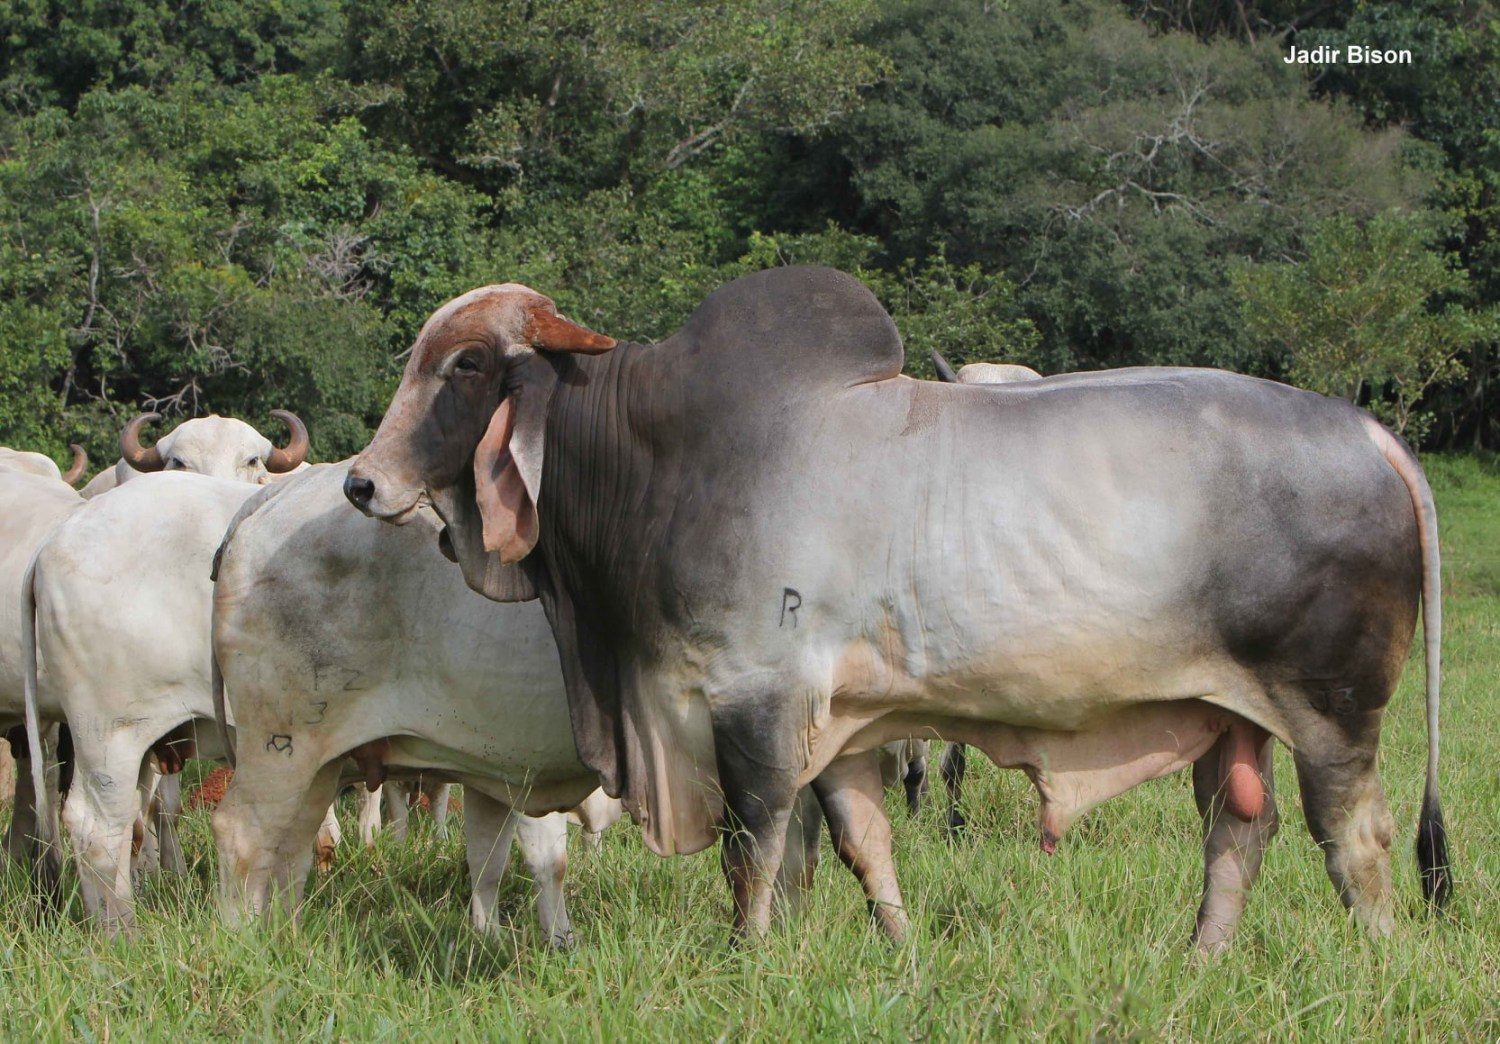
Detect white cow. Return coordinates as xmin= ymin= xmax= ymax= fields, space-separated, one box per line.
xmin=22 ymin=473 xmax=261 ymax=927
xmin=80 ymin=411 xmax=308 ymax=497
xmin=0 ymin=444 xmax=87 ymax=486
xmin=0 ymin=469 xmax=84 ymax=864
xmin=210 ymin=464 xmax=636 ymax=946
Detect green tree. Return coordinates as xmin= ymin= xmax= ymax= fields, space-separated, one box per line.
xmin=1234 ymin=212 xmax=1497 ymax=437
xmin=815 ymin=0 xmax=1428 ymax=379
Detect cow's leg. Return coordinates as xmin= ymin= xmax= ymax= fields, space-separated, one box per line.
xmin=712 ymin=701 xmax=801 ymax=942
xmin=773 ymin=785 xmax=822 ymax=921
xmin=1295 ymin=743 xmax=1396 ymax=938
xmin=1191 ymin=732 xmax=1279 ymax=953
xmin=357 ymin=784 xmax=383 ymax=845
xmin=571 ymin=790 xmax=622 ymax=853
xmin=263 ymin=764 xmax=343 ymax=916
xmin=63 ymin=733 xmax=152 ymax=934
xmin=152 ymin=772 xmax=187 ymax=876
xmin=214 ymin=755 xmax=339 ymax=927
xmin=424 ymin=781 xmax=453 ymax=840
xmin=515 ymin=812 xmax=573 ymax=948
xmin=940 ymin=742 xmax=968 ymax=836
xmin=382 ymin=782 xmax=410 ymax=843
xmin=313 ymin=803 xmax=341 ymax=872
xmin=3 ymin=735 xmax=39 ymax=864
xmin=812 ymin=750 xmax=909 ymax=942
xmin=903 ymin=738 xmax=930 ymax=816
xmin=463 ymin=789 xmax=521 ymax=937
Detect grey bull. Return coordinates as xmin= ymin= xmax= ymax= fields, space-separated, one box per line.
xmin=210 ymin=463 xmax=633 ymax=945
xmin=347 ymin=266 xmax=1448 ymax=951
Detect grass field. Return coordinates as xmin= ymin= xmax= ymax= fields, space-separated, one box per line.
xmin=1 ymin=456 xmax=1495 ymax=1041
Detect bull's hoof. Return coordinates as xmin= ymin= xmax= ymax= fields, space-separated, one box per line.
xmin=945 ymin=809 xmax=967 ymax=840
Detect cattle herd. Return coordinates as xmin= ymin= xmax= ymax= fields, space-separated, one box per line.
xmin=0 ymin=266 xmax=1451 ymax=958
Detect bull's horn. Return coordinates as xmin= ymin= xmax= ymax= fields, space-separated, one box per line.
xmin=62 ymin=444 xmax=87 ymax=486
xmin=120 ymin=413 xmax=166 ymax=472
xmin=930 ymin=351 xmax=959 ymax=383
xmin=265 ymin=410 xmax=309 ymax=473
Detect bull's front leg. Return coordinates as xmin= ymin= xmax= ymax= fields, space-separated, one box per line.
xmin=712 ymin=698 xmax=803 ymax=943
xmin=812 ymin=750 xmax=910 ymax=942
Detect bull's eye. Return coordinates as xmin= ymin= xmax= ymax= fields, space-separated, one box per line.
xmin=453 ymin=355 xmax=481 ymax=376
xmin=166 ymin=457 xmax=184 ymax=470
xmin=246 ymin=457 xmax=261 ymax=468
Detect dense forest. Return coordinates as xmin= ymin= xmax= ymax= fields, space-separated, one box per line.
xmin=0 ymin=0 xmax=1495 ymax=463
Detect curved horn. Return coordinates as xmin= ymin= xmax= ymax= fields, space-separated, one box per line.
xmin=265 ymin=409 xmax=309 ymax=473
xmin=61 ymin=444 xmax=87 ymax=486
xmin=120 ymin=413 xmax=166 ymax=472
xmin=930 ymin=351 xmax=959 ymax=383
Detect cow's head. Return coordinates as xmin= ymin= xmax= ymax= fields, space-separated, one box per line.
xmin=122 ymin=412 xmax=308 ymax=483
xmin=346 ymin=284 xmax=614 ymax=574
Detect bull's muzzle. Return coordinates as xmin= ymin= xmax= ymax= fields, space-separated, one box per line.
xmin=343 ymin=471 xmax=376 ymax=512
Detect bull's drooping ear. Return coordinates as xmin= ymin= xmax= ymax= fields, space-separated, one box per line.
xmin=524 ymin=307 xmax=616 ymax=355
xmin=474 ymin=377 xmax=553 ymax=564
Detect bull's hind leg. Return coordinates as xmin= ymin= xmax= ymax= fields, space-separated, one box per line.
xmin=423 ymin=780 xmax=454 ymax=840
xmin=152 ymin=773 xmax=187 ymax=875
xmin=1192 ymin=732 xmax=1279 ymax=953
xmin=3 ymin=729 xmax=40 ymax=863
xmin=813 ymin=750 xmax=909 ymax=942
xmin=903 ymin=738 xmax=930 ymax=816
xmin=63 ymin=732 xmax=153 ymax=934
xmin=940 ymin=742 xmax=968 ymax=836
xmin=214 ymin=752 xmax=339 ymax=926
xmin=515 ymin=812 xmax=574 ymax=948
xmin=463 ymin=789 xmax=521 ymax=937
xmin=1295 ymin=743 xmax=1396 ymax=937
xmin=357 ymin=784 xmax=383 ymax=844
xmin=263 ymin=763 xmax=343 ymax=915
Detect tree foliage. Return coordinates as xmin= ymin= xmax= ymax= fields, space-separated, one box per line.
xmin=0 ymin=0 xmax=1494 ymax=470
xmin=1235 ymin=212 xmax=1497 ymax=437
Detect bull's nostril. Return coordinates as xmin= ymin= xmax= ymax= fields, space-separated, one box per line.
xmin=344 ymin=473 xmax=376 ymax=509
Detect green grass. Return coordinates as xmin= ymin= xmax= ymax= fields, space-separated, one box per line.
xmin=2 ymin=456 xmax=1496 ymax=1041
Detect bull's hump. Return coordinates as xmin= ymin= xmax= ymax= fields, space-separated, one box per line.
xmin=665 ymin=266 xmax=903 ymax=391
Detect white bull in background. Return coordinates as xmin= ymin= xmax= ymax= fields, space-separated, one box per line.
xmin=0 ymin=468 xmax=85 ymax=864
xmin=80 ymin=410 xmax=308 ymax=497
xmin=0 ymin=444 xmax=87 ymax=486
xmin=209 ymin=464 xmax=638 ymax=946
xmin=22 ymin=473 xmax=263 ymax=926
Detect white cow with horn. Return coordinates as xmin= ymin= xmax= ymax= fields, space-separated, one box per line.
xmin=0 ymin=444 xmax=88 ymax=486
xmin=80 ymin=410 xmax=308 ymax=497
xmin=0 ymin=467 xmax=84 ymax=865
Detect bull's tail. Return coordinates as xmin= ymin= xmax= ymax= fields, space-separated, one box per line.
xmin=211 ymin=610 xmax=236 ymax=769
xmin=207 ymin=481 xmax=281 ymax=769
xmin=930 ymin=350 xmax=959 ymax=383
xmin=1366 ymin=417 xmax=1450 ymax=907
xmin=21 ymin=553 xmax=61 ymax=890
